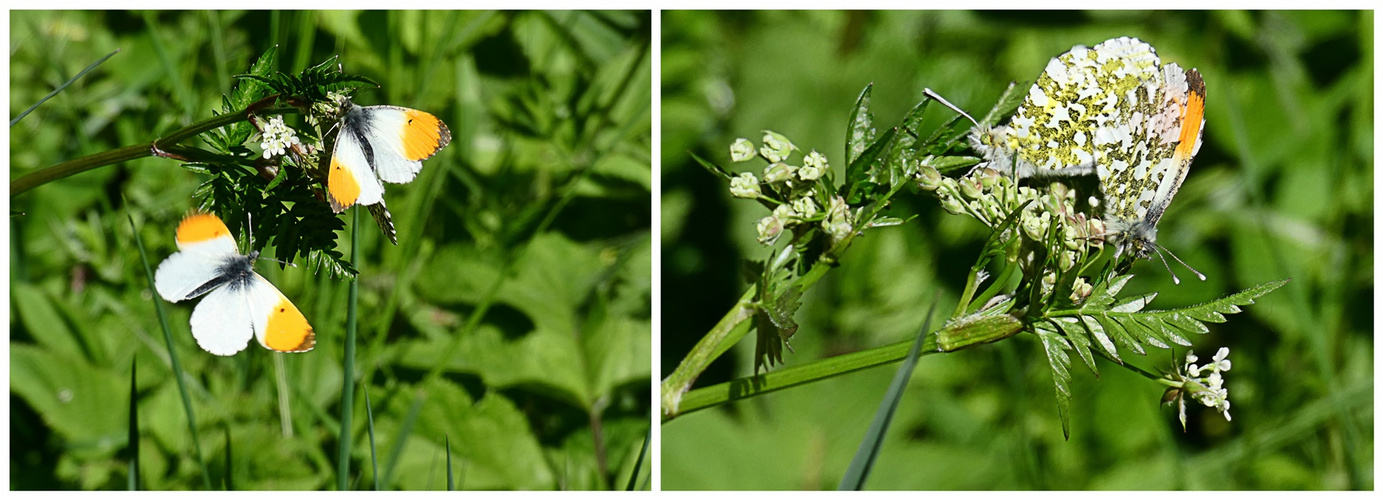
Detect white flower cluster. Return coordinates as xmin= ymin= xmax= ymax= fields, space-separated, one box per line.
xmin=259 ymin=115 xmax=300 ymax=160
xmin=727 ymin=131 xmax=847 ymax=246
xmin=1180 ymin=347 xmax=1233 ymax=425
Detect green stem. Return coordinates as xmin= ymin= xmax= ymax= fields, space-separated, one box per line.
xmin=667 ymin=335 xmax=936 ymax=422
xmin=11 ymin=102 xmax=295 ymax=197
xmin=659 ymin=286 xmax=756 ymax=417
xmin=664 ymin=310 xmax=1026 ymax=421
xmin=660 ymin=253 xmax=837 ymax=417
xmin=336 ymin=206 xmax=361 ymax=490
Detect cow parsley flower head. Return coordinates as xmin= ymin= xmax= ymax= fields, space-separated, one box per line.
xmin=259 ymin=115 xmax=300 ymax=160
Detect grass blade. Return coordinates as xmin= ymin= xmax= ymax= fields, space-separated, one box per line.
xmin=336 ymin=207 xmax=361 ymax=490
xmin=837 ymin=300 xmax=938 ymax=490
xmin=10 ymin=48 xmax=120 ymax=126
xmin=365 ymin=387 xmax=380 ymax=491
xmin=126 ymin=356 xmax=139 ymax=491
xmin=223 ymin=425 xmax=233 ymax=490
xmin=624 ymin=426 xmax=650 ymax=490
xmin=445 ymin=434 xmax=454 ymax=491
xmin=128 ymin=209 xmax=211 ymax=490
xmin=273 ymin=353 xmax=293 ymax=438
xmin=383 ymin=392 xmax=425 ymax=486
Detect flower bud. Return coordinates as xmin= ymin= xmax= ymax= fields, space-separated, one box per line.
xmin=760 ymin=130 xmax=796 ymax=162
xmin=762 ymin=162 xmax=796 ymax=184
xmin=916 ymin=164 xmax=942 ymax=191
xmin=729 ymin=172 xmax=761 ymax=198
xmin=730 ymin=138 xmax=756 ymax=162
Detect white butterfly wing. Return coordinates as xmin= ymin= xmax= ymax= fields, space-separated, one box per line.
xmin=188 ymin=282 xmax=257 ymax=356
xmin=328 ymin=124 xmax=387 ymax=212
xmin=356 ymin=105 xmax=450 ymax=184
xmin=154 ymin=214 xmax=241 ymax=302
xmin=154 ymin=251 xmax=229 ymax=302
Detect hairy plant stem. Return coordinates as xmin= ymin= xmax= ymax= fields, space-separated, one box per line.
xmin=11 ymin=99 xmax=297 ymax=197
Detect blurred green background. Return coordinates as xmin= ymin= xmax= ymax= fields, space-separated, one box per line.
xmin=661 ymin=10 xmax=1371 ymax=489
xmin=10 ymin=10 xmax=651 ymax=490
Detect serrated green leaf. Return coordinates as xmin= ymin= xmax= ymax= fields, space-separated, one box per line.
xmin=845 ymin=127 xmax=897 ymax=204
xmin=1061 ymin=319 xmax=1099 ymax=375
xmin=1049 ymin=280 xmax=1288 ymax=367
xmin=845 ymin=84 xmax=874 ymax=168
xmin=978 ymin=81 xmax=1024 ymax=128
xmin=1033 ymin=323 xmax=1073 ymax=441
xmin=1110 ymin=292 xmax=1157 ymax=313
xmin=1080 ymin=315 xmax=1126 ymax=362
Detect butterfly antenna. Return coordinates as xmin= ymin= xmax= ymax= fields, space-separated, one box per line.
xmin=925 ymin=88 xmax=999 ymax=178
xmin=1148 ymin=244 xmax=1183 ymax=285
xmin=923 ymin=88 xmax=981 ymax=128
xmin=1156 ymin=242 xmax=1207 ymax=282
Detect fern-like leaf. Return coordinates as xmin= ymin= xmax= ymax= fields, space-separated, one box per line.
xmin=1043 ymin=279 xmax=1288 ymax=375
xmin=1033 ymin=321 xmax=1073 ymax=440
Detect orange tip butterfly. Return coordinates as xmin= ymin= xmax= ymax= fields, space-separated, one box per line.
xmin=326 ymin=100 xmax=451 ymax=213
xmin=153 ymin=213 xmax=315 ymax=356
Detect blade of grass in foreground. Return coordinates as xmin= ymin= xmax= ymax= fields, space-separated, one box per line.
xmin=126 ymin=356 xmax=139 ymax=491
xmin=10 ymin=48 xmax=120 ymax=126
xmin=383 ymin=392 xmax=425 ymax=486
xmin=446 ymin=434 xmax=454 ymax=491
xmin=337 ymin=207 xmax=361 ymax=490
xmin=837 ymin=301 xmax=938 ymax=490
xmin=625 ymin=426 xmax=650 ymax=490
xmin=223 ymin=426 xmax=233 ymax=490
xmin=365 ymin=387 xmax=380 ymax=491
xmin=128 ymin=210 xmax=212 ymax=490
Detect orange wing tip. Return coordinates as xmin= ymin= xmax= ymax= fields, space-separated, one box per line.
xmin=327 ymin=156 xmax=361 ymax=213
xmin=1175 ymin=69 xmax=1207 ymax=161
xmin=401 ymin=109 xmax=452 ymax=161
xmin=176 ymin=213 xmax=232 ymax=244
xmin=263 ymin=297 xmax=315 ymax=353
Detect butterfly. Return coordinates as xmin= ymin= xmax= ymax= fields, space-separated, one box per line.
xmin=960 ymin=37 xmax=1207 ymax=279
xmin=154 ymin=213 xmax=315 ymax=355
xmin=325 ymin=99 xmax=451 ymax=214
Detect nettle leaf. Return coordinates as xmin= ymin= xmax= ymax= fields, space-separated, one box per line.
xmin=1040 ymin=279 xmax=1288 ymax=375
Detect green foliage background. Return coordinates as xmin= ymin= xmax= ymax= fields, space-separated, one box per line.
xmin=10 ymin=10 xmax=651 ymax=490
xmin=661 ymin=10 xmax=1372 ymax=489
